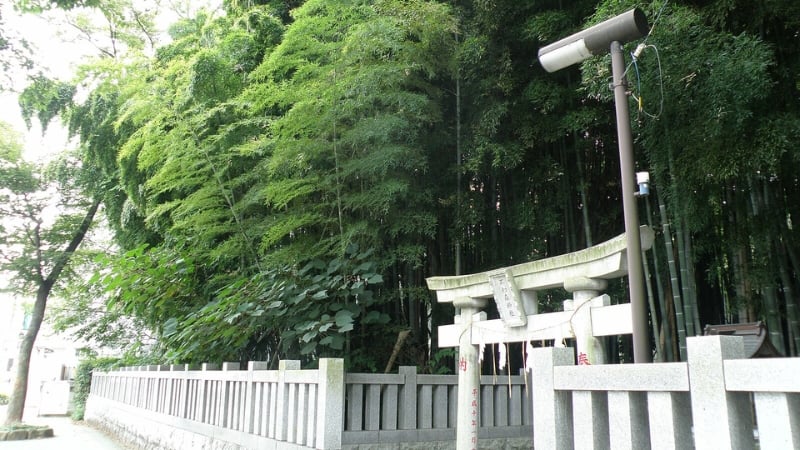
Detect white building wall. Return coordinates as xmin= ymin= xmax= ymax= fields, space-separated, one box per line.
xmin=0 ymin=292 xmax=80 ymax=415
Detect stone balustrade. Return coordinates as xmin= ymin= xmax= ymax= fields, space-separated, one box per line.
xmin=531 ymin=335 xmax=800 ymax=450
xmin=85 ymin=360 xmax=531 ymax=449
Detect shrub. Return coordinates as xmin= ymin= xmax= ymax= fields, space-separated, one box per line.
xmin=71 ymin=357 xmax=120 ymax=420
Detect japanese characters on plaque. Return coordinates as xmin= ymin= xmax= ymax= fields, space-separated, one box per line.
xmin=487 ymin=269 xmax=527 ymax=327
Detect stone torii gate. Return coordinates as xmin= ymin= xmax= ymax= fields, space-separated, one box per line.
xmin=425 ymin=226 xmax=655 ymax=450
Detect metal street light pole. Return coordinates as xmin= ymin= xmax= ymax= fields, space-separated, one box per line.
xmin=538 ymin=9 xmax=651 ymax=363
xmin=611 ymin=41 xmax=651 ymax=363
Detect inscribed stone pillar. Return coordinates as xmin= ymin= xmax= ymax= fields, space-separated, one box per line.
xmin=453 ymin=296 xmax=488 ymax=450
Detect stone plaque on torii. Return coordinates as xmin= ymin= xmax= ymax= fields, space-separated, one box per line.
xmin=425 ymin=226 xmax=655 ymax=450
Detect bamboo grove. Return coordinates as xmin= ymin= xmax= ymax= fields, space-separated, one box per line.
xmin=14 ymin=0 xmax=800 ymax=371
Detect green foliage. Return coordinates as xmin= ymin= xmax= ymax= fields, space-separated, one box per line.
xmin=159 ymin=245 xmax=388 ymax=368
xmin=0 ymin=100 xmax=102 ymax=424
xmin=580 ymin=2 xmax=773 ymax=234
xmin=107 ymin=9 xmax=285 ymax=265
xmin=70 ymin=356 xmax=127 ymax=420
xmin=93 ymin=244 xmax=198 ymax=337
xmin=0 ymin=127 xmax=93 ymax=293
xmin=0 ymin=11 xmax=34 ymax=92
xmin=14 ymin=0 xmax=102 ymax=12
xmin=0 ymin=123 xmax=35 ymax=195
xmin=250 ymin=0 xmax=454 ymax=265
xmin=23 ymin=0 xmax=800 ymax=369
xmin=281 ymin=246 xmax=389 ymax=358
xmin=0 ymin=393 xmax=8 ymax=405
xmin=18 ymin=75 xmax=75 ymax=132
xmin=426 ymin=348 xmax=456 ymax=375
xmin=50 ymin=259 xmax=158 ymax=355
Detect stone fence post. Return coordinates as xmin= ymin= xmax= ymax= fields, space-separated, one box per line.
xmin=276 ymin=360 xmax=300 ymax=441
xmin=220 ymin=362 xmax=240 ymax=428
xmin=244 ymin=361 xmax=269 ymax=434
xmin=687 ymin=335 xmax=753 ymax=449
xmin=316 ymin=358 xmax=344 ymax=449
xmin=199 ymin=363 xmax=219 ymax=423
xmin=531 ymin=346 xmax=575 ymax=450
xmin=398 ymin=366 xmax=418 ymax=429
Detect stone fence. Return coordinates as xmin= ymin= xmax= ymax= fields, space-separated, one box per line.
xmin=85 ymin=359 xmax=531 ymax=449
xmin=531 ymin=335 xmax=800 ymax=450
xmin=85 ymin=335 xmax=800 ymax=449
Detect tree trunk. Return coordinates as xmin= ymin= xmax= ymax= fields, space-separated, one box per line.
xmin=4 ymin=197 xmax=100 ymax=425
xmin=777 ymin=240 xmax=799 ymax=356
xmin=780 ymin=227 xmax=800 ymax=355
xmin=574 ymin=143 xmax=592 ymax=248
xmin=646 ymin=195 xmax=671 ymax=361
xmin=639 ymin=190 xmax=661 ymax=360
xmin=560 ymin=141 xmax=576 ymax=253
xmin=665 ymin=279 xmax=679 ymax=361
xmin=407 ymin=266 xmax=420 ymax=339
xmin=489 ymin=175 xmax=499 ymax=263
xmin=762 ymin=283 xmax=786 ymax=355
xmin=675 ymin=218 xmax=697 ymax=337
xmin=642 ymin=245 xmax=662 ymax=361
xmin=665 ymin=134 xmax=696 ymax=338
xmin=660 ymin=202 xmax=687 ymax=360
xmin=727 ymin=186 xmax=752 ymax=322
xmin=750 ymin=177 xmax=786 ymax=354
xmin=684 ymin=228 xmax=701 ymax=332
xmin=5 ymin=286 xmax=49 ymax=424
xmin=454 ymin=37 xmax=462 ymax=276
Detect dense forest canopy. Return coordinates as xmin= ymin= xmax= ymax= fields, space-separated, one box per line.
xmin=8 ymin=0 xmax=800 ymax=371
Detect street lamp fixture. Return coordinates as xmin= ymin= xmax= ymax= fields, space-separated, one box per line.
xmin=538 ymin=9 xmax=649 ymax=73
xmin=538 ymin=8 xmax=652 ymax=363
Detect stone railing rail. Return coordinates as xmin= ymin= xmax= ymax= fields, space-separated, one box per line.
xmin=531 ymin=335 xmax=800 ymax=450
xmin=85 ymin=360 xmax=532 ymax=449
xmin=87 ymin=359 xmax=344 ymax=449
xmin=343 ymin=366 xmax=530 ymax=446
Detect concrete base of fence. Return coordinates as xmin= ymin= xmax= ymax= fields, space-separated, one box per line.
xmin=87 ymin=394 xmax=532 ymax=450
xmin=86 ymin=395 xmax=310 ymax=450
xmin=342 ymin=436 xmax=532 ymax=450
xmin=342 ymin=426 xmax=530 ymax=449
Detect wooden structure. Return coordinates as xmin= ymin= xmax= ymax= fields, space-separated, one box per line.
xmin=703 ymin=321 xmax=782 ymax=358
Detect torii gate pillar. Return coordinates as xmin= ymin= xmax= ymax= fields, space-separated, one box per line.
xmin=564 ymin=276 xmax=609 ymax=365
xmin=453 ymin=296 xmax=488 ymax=450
